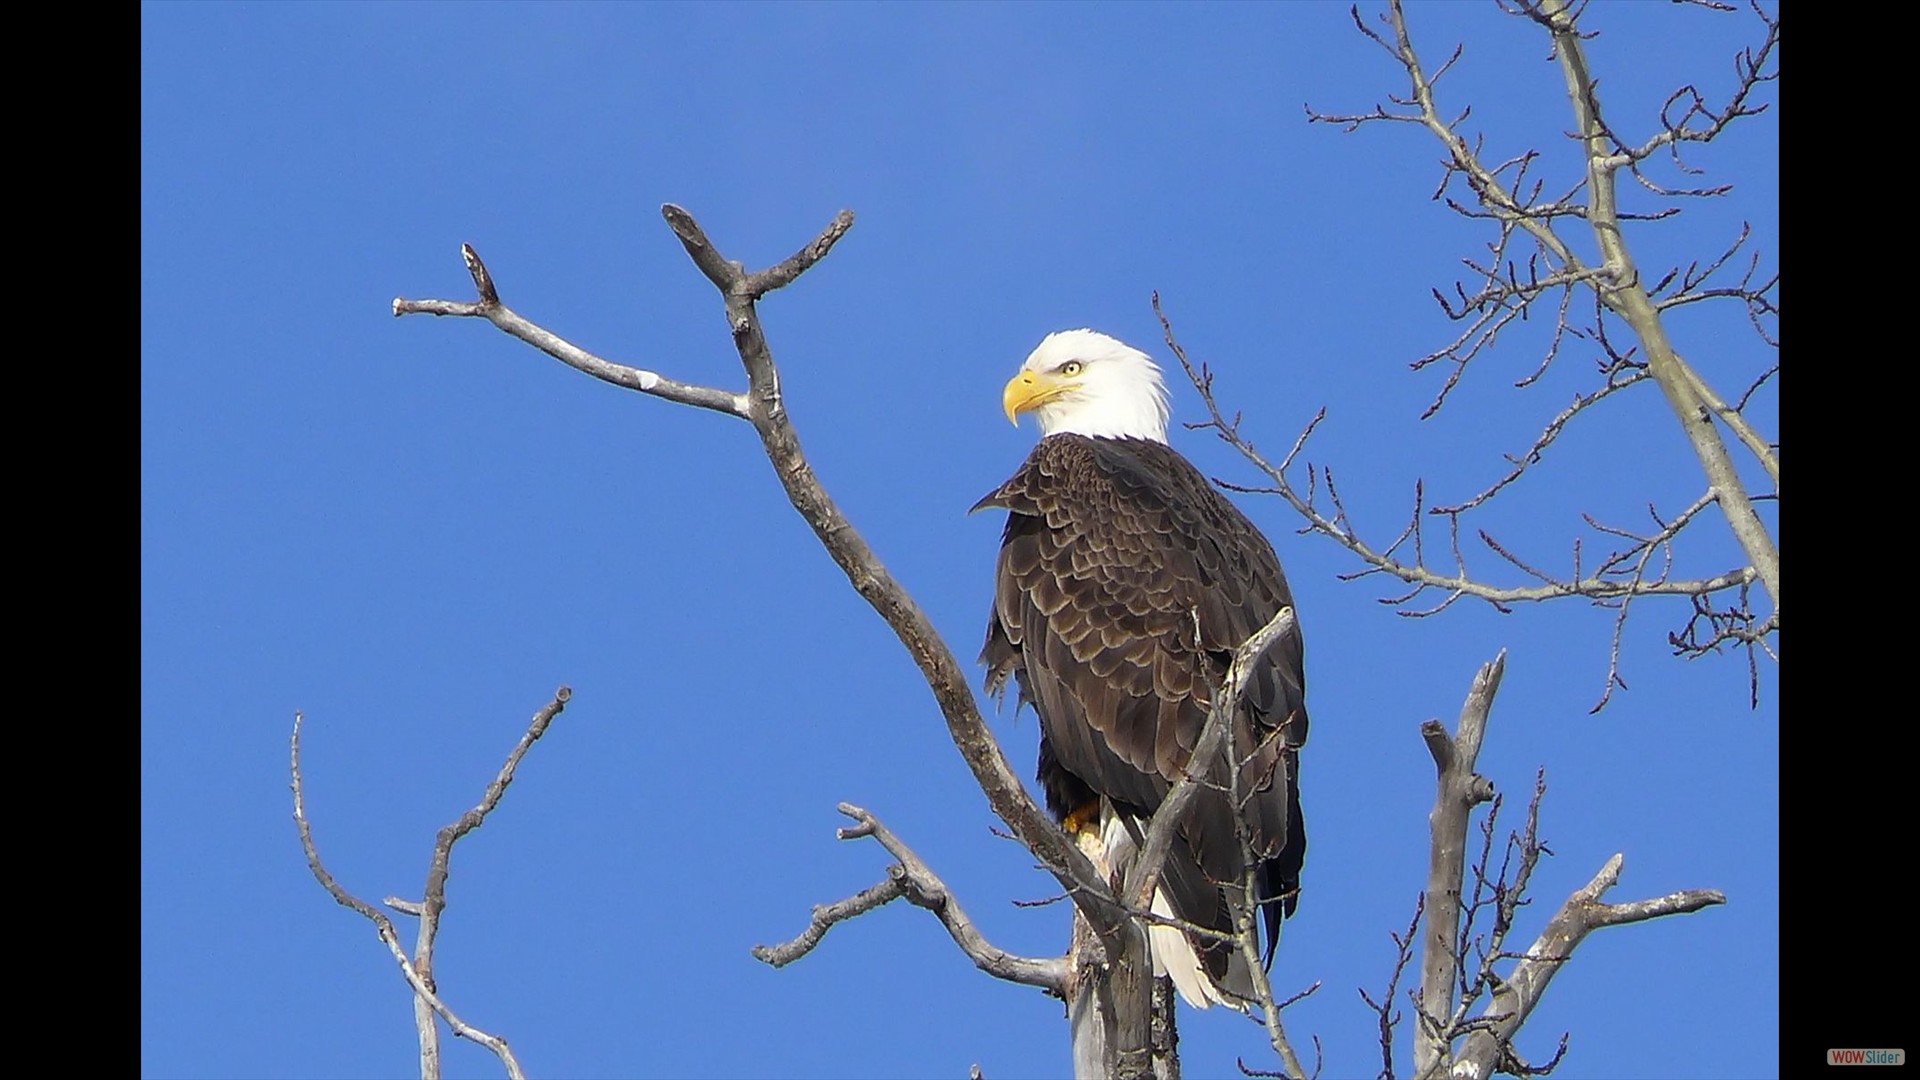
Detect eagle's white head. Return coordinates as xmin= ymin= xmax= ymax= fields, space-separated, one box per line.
xmin=1002 ymin=329 xmax=1171 ymax=443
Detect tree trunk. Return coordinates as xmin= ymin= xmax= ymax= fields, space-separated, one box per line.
xmin=1066 ymin=906 xmax=1178 ymax=1079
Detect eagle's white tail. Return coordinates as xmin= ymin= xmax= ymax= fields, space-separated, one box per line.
xmin=1079 ymin=806 xmax=1254 ymax=1011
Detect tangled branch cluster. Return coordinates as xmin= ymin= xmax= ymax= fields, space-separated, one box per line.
xmin=1167 ymin=0 xmax=1778 ymax=710
xmin=1356 ymin=656 xmax=1722 ymax=1080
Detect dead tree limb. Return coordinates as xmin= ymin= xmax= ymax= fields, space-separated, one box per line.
xmin=394 ymin=244 xmax=748 ymax=419
xmin=753 ymin=803 xmax=1070 ymax=993
xmin=1405 ymin=658 xmax=1725 ymax=1078
xmin=1447 ymin=854 xmax=1725 ymax=1080
xmin=1413 ymin=655 xmax=1502 ymax=1079
xmin=290 ymin=686 xmax=570 ymax=1080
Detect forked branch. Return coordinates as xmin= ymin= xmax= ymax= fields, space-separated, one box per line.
xmin=1446 ymin=853 xmax=1725 ymax=1080
xmin=395 ymin=245 xmax=748 ymax=419
xmin=290 ymin=687 xmax=571 ymax=1080
xmin=754 ymin=803 xmax=1069 ymax=992
xmin=1404 ymin=658 xmax=1724 ymax=1078
xmin=1413 ymin=655 xmax=1502 ymax=1078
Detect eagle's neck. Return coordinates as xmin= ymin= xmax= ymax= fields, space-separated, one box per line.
xmin=1036 ymin=394 xmax=1169 ymax=443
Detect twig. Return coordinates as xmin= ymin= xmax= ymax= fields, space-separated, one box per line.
xmin=1359 ymin=898 xmax=1423 ymax=1080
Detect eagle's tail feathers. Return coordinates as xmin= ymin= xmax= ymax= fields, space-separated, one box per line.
xmin=1095 ymin=809 xmax=1254 ymax=1012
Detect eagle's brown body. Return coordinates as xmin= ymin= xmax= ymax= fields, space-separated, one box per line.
xmin=977 ymin=432 xmax=1307 ymax=996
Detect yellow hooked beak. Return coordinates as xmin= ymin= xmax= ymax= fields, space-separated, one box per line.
xmin=1003 ymin=369 xmax=1070 ymax=425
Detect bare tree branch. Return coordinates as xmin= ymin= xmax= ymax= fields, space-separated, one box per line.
xmin=1393 ymin=655 xmax=1726 ymax=1079
xmin=1677 ymin=355 xmax=1779 ymax=489
xmin=406 ymin=688 xmax=572 ymax=1073
xmin=394 ymin=244 xmax=750 ymax=419
xmin=753 ymin=876 xmax=910 ymax=966
xmin=643 ymin=205 xmax=1133 ymax=948
xmin=743 ymin=209 xmax=858 ymax=298
xmin=754 ymin=803 xmax=1069 ymax=993
xmin=395 ymin=211 xmax=1116 ymax=926
xmin=1158 ymin=298 xmax=1755 ymax=601
xmin=1448 ymin=854 xmax=1726 ymax=1080
xmin=1413 ymin=654 xmax=1503 ymax=1078
xmin=1519 ymin=0 xmax=1779 ymax=608
xmin=291 ymin=689 xmax=574 ymax=1080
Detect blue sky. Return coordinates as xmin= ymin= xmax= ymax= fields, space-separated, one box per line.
xmin=142 ymin=4 xmax=1778 ymax=1078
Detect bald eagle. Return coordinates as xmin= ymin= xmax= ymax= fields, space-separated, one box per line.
xmin=975 ymin=329 xmax=1307 ymax=1010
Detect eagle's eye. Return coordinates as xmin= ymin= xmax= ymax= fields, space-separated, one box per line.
xmin=1058 ymin=360 xmax=1084 ymax=377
